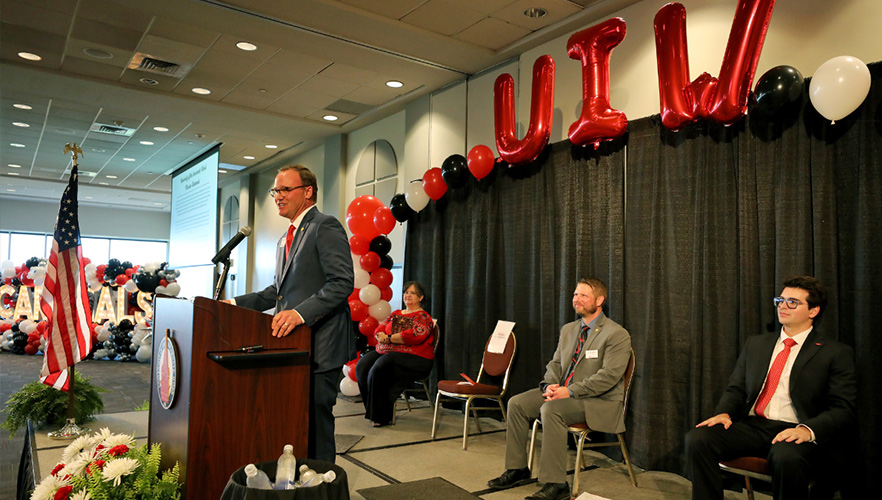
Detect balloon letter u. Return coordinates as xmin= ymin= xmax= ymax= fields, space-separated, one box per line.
xmin=494 ymin=55 xmax=555 ymax=166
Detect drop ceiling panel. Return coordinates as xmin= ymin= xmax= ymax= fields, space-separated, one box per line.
xmin=400 ymin=0 xmax=486 ymax=36
xmin=455 ymin=17 xmax=531 ymax=50
xmin=0 ymin=0 xmax=73 ymax=35
xmin=70 ymin=18 xmax=144 ymax=51
xmin=76 ymin=0 xmax=153 ymax=31
xmin=490 ymin=0 xmax=581 ymax=30
xmin=339 ymin=0 xmax=426 ymax=19
xmin=298 ymin=75 xmax=360 ymax=98
xmin=61 ymin=56 xmax=127 ymax=80
xmin=147 ymin=17 xmax=220 ymax=47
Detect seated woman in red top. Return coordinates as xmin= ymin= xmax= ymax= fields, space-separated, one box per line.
xmin=355 ymin=281 xmax=435 ymax=427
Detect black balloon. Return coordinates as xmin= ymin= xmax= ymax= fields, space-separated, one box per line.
xmin=753 ymin=65 xmax=804 ymax=119
xmin=390 ymin=193 xmax=414 ymax=222
xmin=369 ymin=236 xmax=391 ymax=256
xmin=379 ymin=254 xmax=394 ymax=270
xmin=441 ymin=154 xmax=469 ymax=189
xmin=134 ymin=272 xmax=160 ymax=293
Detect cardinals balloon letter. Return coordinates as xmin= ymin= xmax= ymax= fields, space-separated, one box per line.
xmin=494 ymin=55 xmax=555 ymax=165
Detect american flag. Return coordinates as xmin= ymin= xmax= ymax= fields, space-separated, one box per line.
xmin=39 ymin=165 xmax=93 ymax=391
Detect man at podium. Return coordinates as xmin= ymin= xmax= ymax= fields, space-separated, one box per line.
xmin=232 ymin=164 xmax=354 ymax=462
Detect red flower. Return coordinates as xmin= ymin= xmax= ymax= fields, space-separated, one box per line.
xmin=95 ymin=444 xmax=105 ymax=451
xmin=87 ymin=460 xmax=106 ymax=475
xmin=54 ymin=485 xmax=73 ymax=500
xmin=108 ymin=444 xmax=130 ymax=457
xmin=51 ymin=463 xmax=65 ymax=476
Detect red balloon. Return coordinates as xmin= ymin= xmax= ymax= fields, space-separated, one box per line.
xmin=346 ymin=195 xmax=385 ymax=239
xmin=159 ymin=279 xmax=169 ymax=287
xmin=349 ymin=299 xmax=369 ymax=321
xmin=125 ymin=268 xmax=134 ymax=277
xmin=422 ymin=167 xmax=448 ymax=200
xmin=24 ymin=344 xmax=39 ymax=355
xmin=82 ymin=258 xmax=91 ymax=265
xmin=380 ymin=286 xmax=393 ymax=302
xmin=653 ymin=0 xmax=777 ymax=130
xmin=349 ymin=235 xmax=370 ymax=255
xmin=373 ymin=206 xmax=396 ymax=235
xmin=494 ymin=55 xmax=555 ymax=166
xmin=348 ymin=288 xmax=361 ymax=302
xmin=0 ymin=323 xmax=11 ymax=333
xmin=345 ymin=355 xmax=360 ymax=381
xmin=370 ymin=268 xmax=393 ymax=289
xmin=567 ymin=18 xmax=629 ymax=147
xmin=360 ymin=252 xmax=380 ymax=273
xmin=115 ymin=274 xmax=128 ymax=285
xmin=358 ymin=316 xmax=379 ymax=336
xmin=467 ymin=145 xmax=495 ymax=180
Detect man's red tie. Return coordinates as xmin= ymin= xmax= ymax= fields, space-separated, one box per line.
xmin=285 ymin=225 xmax=295 ymax=258
xmin=754 ymin=337 xmax=797 ymax=418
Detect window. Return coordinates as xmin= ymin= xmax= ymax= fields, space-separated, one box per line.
xmin=0 ymin=231 xmax=168 ymax=267
xmin=355 ymin=139 xmax=398 ymax=202
xmin=9 ymin=233 xmax=47 ymax=263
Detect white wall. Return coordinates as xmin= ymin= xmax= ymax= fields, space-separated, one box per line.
xmin=0 ymin=198 xmax=170 ymax=240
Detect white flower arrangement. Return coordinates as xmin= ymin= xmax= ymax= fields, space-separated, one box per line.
xmin=31 ymin=428 xmax=180 ymax=500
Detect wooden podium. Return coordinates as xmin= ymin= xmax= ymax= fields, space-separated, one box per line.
xmin=149 ymin=297 xmax=311 ymax=500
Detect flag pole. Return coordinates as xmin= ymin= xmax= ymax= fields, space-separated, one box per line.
xmin=48 ymin=143 xmax=91 ymax=439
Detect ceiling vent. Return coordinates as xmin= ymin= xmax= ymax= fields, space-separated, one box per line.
xmin=90 ymin=123 xmax=137 ymax=137
xmin=128 ymin=53 xmax=191 ymax=78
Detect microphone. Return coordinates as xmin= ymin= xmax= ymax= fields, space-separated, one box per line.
xmin=212 ymin=225 xmax=252 ymax=264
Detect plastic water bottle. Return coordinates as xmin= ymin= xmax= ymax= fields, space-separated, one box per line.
xmin=244 ymin=464 xmax=273 ymax=490
xmin=274 ymin=444 xmax=297 ymax=490
xmin=297 ymin=464 xmax=336 ymax=487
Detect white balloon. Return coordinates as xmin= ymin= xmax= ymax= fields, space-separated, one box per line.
xmin=97 ymin=327 xmax=111 ymax=342
xmin=19 ymin=319 xmax=37 ymax=334
xmin=359 ymin=284 xmax=381 ymax=306
xmin=165 ymin=282 xmax=181 ymax=297
xmin=93 ymin=348 xmax=110 ymax=359
xmin=88 ymin=281 xmax=103 ymax=292
xmin=1 ymin=340 xmax=9 ymax=351
xmin=354 ymin=268 xmax=370 ymax=289
xmin=135 ymin=345 xmax=152 ymax=362
xmin=368 ymin=300 xmax=391 ymax=321
xmin=85 ymin=263 xmax=97 ymax=273
xmin=1 ymin=260 xmax=13 ymax=270
xmin=124 ymin=280 xmax=138 ymax=293
xmin=339 ymin=377 xmax=359 ymax=397
xmin=154 ymin=285 xmax=168 ymax=295
xmin=1 ymin=267 xmax=15 ymax=279
xmin=405 ymin=180 xmax=430 ymax=212
xmin=809 ymin=56 xmax=872 ymax=122
xmin=342 ymin=364 xmax=351 ymax=378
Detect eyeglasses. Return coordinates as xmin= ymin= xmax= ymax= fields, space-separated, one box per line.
xmin=773 ymin=297 xmax=805 ymax=309
xmin=268 ymin=185 xmax=307 ymax=197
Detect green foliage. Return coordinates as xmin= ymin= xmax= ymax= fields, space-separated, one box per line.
xmin=1 ymin=371 xmax=107 ymax=436
xmin=133 ymin=400 xmax=150 ymax=411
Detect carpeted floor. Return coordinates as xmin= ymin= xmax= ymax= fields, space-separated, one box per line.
xmin=358 ymin=477 xmax=480 ymax=500
xmin=335 ymin=433 xmax=364 ymax=454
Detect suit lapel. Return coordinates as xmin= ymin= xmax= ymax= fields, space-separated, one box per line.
xmin=281 ymin=208 xmax=315 ymax=280
xmin=570 ymin=314 xmax=606 ymax=372
xmin=790 ymin=329 xmax=823 ymax=383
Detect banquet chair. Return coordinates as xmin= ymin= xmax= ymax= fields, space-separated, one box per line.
xmin=527 ymin=349 xmax=637 ymax=495
xmin=393 ymin=320 xmax=440 ymax=423
xmin=718 ymin=457 xmax=836 ymax=500
xmin=431 ymin=329 xmax=517 ymax=450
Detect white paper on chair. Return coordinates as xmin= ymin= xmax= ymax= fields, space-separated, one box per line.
xmin=487 ymin=320 xmax=515 ymax=353
xmin=574 ymin=493 xmax=611 ymax=500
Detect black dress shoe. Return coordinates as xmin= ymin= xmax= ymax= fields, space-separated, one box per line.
xmin=487 ymin=468 xmax=531 ymax=490
xmin=524 ymin=482 xmax=570 ymax=500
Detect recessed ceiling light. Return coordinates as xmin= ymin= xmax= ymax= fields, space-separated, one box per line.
xmin=265 ymin=144 xmax=278 ymax=149
xmin=323 ymin=115 xmax=339 ymax=121
xmin=386 ymin=80 xmax=404 ymax=88
xmin=54 ymin=127 xmax=77 ymax=135
xmin=12 ymin=122 xmax=30 ymax=128
xmin=14 ymin=104 xmax=33 ymax=110
xmin=219 ymin=169 xmax=228 ymax=174
xmin=18 ymin=52 xmax=42 ymax=61
xmin=10 ymin=143 xmax=25 ymax=148
xmin=91 ymin=148 xmax=106 ymax=153
xmin=123 ymin=158 xmax=136 ymax=162
xmin=85 ymin=196 xmax=93 ymax=199
xmin=140 ymin=141 xmax=154 ymax=145
xmin=154 ymin=202 xmax=163 ymax=206
xmin=236 ymin=41 xmax=258 ymax=51
xmin=8 ymin=164 xmax=22 ymax=168
xmin=153 ymin=126 xmax=169 ymax=132
xmin=99 ymin=182 xmax=109 ymax=185
xmin=140 ymin=77 xmax=159 ymax=85
xmin=106 ymin=175 xmax=118 ymax=179
xmin=8 ymin=173 xmax=20 ymax=176
xmin=191 ymin=87 xmax=211 ymax=95
xmin=83 ymin=47 xmax=113 ymax=59
xmin=243 ymin=155 xmax=255 ymax=160
xmin=7 ymin=189 xmax=16 ymax=192
xmin=523 ymin=7 xmax=547 ymax=18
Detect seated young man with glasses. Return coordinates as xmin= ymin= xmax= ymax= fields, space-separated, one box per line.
xmin=685 ymin=276 xmax=856 ymax=500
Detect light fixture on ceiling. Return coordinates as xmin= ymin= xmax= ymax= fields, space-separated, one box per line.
xmin=123 ymin=158 xmax=136 ymax=162
xmin=13 ymin=104 xmax=32 ymax=110
xmin=192 ymin=87 xmax=211 ymax=95
xmin=10 ymin=143 xmax=25 ymax=148
xmin=386 ymin=80 xmax=404 ymax=88
xmin=153 ymin=126 xmax=169 ymax=132
xmin=91 ymin=148 xmax=106 ymax=153
xmin=8 ymin=173 xmax=20 ymax=176
xmin=523 ymin=7 xmax=547 ymax=18
xmin=140 ymin=141 xmax=154 ymax=145
xmin=140 ymin=77 xmax=159 ymax=85
xmin=18 ymin=52 xmax=42 ymax=61
xmin=219 ymin=169 xmax=228 ymax=174
xmin=12 ymin=122 xmax=29 ymax=128
xmin=265 ymin=144 xmax=278 ymax=149
xmin=54 ymin=127 xmax=77 ymax=135
xmin=85 ymin=196 xmax=93 ymax=199
xmin=106 ymin=175 xmax=118 ymax=179
xmin=236 ymin=41 xmax=258 ymax=51
xmin=153 ymin=202 xmax=163 ymax=206
xmin=323 ymin=115 xmax=339 ymax=121
xmin=99 ymin=182 xmax=109 ymax=185
xmin=8 ymin=164 xmax=22 ymax=168
xmin=243 ymin=155 xmax=255 ymax=160
xmin=83 ymin=48 xmax=113 ymax=59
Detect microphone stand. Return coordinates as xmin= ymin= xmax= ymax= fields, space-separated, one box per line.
xmin=213 ymin=257 xmax=231 ymax=301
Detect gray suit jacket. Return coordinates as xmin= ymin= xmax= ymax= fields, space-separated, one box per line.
xmin=235 ymin=207 xmax=354 ymax=372
xmin=542 ymin=312 xmax=632 ymax=433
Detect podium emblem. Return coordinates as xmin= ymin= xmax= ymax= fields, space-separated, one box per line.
xmin=156 ymin=329 xmax=179 ymax=410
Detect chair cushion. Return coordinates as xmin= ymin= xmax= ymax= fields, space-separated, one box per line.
xmin=719 ymin=456 xmax=771 ymax=475
xmin=437 ymin=379 xmax=501 ymax=396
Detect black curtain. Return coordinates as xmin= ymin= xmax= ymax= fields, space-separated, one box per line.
xmin=404 ymin=62 xmax=882 ymax=491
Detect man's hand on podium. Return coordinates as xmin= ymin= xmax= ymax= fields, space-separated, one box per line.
xmin=272 ymin=309 xmax=303 ymax=338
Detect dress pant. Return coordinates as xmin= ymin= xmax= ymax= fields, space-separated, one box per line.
xmin=355 ymin=350 xmax=433 ymax=424
xmin=685 ymin=416 xmax=819 ymax=500
xmin=309 ymin=369 xmax=340 ymax=463
xmin=505 ymin=388 xmax=587 ymax=484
